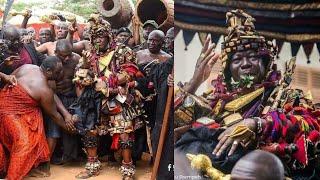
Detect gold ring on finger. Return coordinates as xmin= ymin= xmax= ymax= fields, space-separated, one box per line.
xmin=233 ymin=141 xmax=238 ymax=145
xmin=200 ymin=53 xmax=205 ymax=59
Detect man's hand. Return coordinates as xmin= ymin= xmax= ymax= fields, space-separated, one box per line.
xmin=64 ymin=113 xmax=78 ymax=132
xmin=4 ymin=55 xmax=20 ymax=66
xmin=24 ymin=9 xmax=32 ymax=19
xmin=192 ymin=35 xmax=219 ymax=86
xmin=167 ymin=74 xmax=174 ymax=87
xmin=212 ymin=118 xmax=257 ymax=157
xmin=184 ymin=36 xmax=219 ymax=94
xmin=68 ymin=23 xmax=77 ymax=35
xmin=2 ymin=74 xmax=17 ymax=86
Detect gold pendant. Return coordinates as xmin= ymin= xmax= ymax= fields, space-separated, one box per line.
xmin=225 ymin=87 xmax=265 ymax=111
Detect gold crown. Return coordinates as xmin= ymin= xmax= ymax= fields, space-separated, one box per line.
xmin=88 ymin=13 xmax=112 ymax=36
xmin=220 ymin=9 xmax=277 ymax=68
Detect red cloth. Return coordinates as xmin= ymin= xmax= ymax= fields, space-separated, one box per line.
xmin=0 ymin=143 xmax=7 ymax=175
xmin=111 ymin=134 xmax=120 ymax=150
xmin=0 ymin=85 xmax=50 ymax=180
xmin=12 ymin=47 xmax=32 ymax=70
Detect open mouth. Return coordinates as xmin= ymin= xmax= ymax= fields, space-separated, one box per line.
xmin=241 ymin=69 xmax=252 ymax=74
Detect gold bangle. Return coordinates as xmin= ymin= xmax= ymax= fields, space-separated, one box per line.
xmin=101 ymin=88 xmax=109 ymax=97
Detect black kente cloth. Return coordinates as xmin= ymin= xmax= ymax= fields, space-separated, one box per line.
xmin=58 ymin=92 xmax=81 ymax=160
xmin=132 ymin=62 xmax=158 ymax=163
xmin=136 ymin=61 xmax=158 ymax=129
xmin=175 ymin=127 xmax=249 ymax=174
xmin=150 ymin=57 xmax=174 ymax=180
xmin=69 ymin=86 xmax=101 ymax=135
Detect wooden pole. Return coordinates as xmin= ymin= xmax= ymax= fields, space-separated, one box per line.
xmin=151 ymin=77 xmax=174 ymax=180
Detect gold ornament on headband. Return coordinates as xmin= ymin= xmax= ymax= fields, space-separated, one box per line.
xmin=220 ymin=9 xmax=277 ymax=75
xmin=87 ymin=13 xmax=113 ymax=45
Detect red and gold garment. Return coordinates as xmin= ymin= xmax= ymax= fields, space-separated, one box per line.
xmin=0 ymin=85 xmax=50 ymax=180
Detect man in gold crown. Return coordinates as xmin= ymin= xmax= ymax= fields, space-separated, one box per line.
xmin=174 ymin=9 xmax=320 ymax=179
xmin=70 ymin=14 xmax=144 ymax=179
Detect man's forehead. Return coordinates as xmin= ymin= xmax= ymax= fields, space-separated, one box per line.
xmin=27 ymin=27 xmax=35 ymax=31
xmin=117 ymin=32 xmax=130 ymax=36
xmin=56 ymin=22 xmax=68 ymax=28
xmin=144 ymin=24 xmax=156 ymax=30
xmin=40 ymin=29 xmax=51 ymax=33
xmin=233 ymin=49 xmax=257 ymax=56
xmin=58 ymin=49 xmax=72 ymax=54
xmin=166 ymin=33 xmax=174 ymax=38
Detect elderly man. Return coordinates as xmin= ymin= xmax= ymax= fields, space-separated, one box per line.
xmin=174 ymin=9 xmax=320 ymax=179
xmin=70 ymin=15 xmax=143 ymax=179
xmin=134 ymin=30 xmax=171 ymax=165
xmin=0 ymin=57 xmax=70 ymax=179
xmin=136 ymin=30 xmax=172 ymax=64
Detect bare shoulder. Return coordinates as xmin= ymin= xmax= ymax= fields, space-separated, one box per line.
xmin=76 ymin=40 xmax=89 ymax=46
xmin=161 ymin=50 xmax=172 ymax=58
xmin=13 ymin=64 xmax=39 ymax=76
xmin=72 ymin=52 xmax=81 ymax=61
xmin=14 ymin=65 xmax=50 ymax=100
xmin=45 ymin=41 xmax=55 ymax=47
xmin=136 ymin=49 xmax=147 ymax=55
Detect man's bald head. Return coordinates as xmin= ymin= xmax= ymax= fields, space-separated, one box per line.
xmin=231 ymin=150 xmax=284 ymax=180
xmin=4 ymin=26 xmax=20 ymax=39
xmin=148 ymin=30 xmax=165 ymax=41
xmin=19 ymin=28 xmax=28 ymax=38
xmin=56 ymin=39 xmax=72 ymax=52
xmin=3 ymin=26 xmax=22 ymax=51
xmin=147 ymin=30 xmax=165 ymax=54
xmin=55 ymin=39 xmax=72 ymax=63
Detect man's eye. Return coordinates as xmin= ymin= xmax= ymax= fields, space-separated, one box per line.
xmin=233 ymin=59 xmax=240 ymax=64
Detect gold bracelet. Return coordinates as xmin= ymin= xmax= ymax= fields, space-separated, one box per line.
xmin=101 ymin=88 xmax=109 ymax=97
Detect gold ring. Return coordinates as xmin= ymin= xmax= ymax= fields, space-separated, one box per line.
xmin=233 ymin=141 xmax=238 ymax=145
xmin=200 ymin=53 xmax=205 ymax=58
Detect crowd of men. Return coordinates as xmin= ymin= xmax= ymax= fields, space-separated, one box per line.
xmin=0 ymin=10 xmax=173 ymax=180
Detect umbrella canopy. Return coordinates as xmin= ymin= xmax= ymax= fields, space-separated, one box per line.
xmin=175 ymin=0 xmax=320 ymax=63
